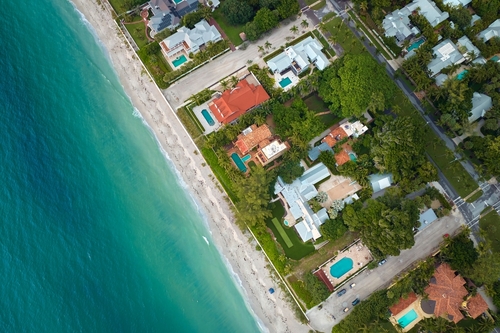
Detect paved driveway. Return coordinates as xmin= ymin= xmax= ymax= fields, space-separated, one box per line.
xmin=307 ymin=210 xmax=464 ymax=332
xmin=164 ymin=16 xmax=315 ymax=109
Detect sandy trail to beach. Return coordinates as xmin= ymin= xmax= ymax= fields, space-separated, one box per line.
xmin=70 ymin=1 xmax=309 ymax=332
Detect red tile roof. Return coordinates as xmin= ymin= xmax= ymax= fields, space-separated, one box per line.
xmin=322 ymin=126 xmax=348 ymax=147
xmin=234 ymin=124 xmax=272 ymax=154
xmin=335 ymin=150 xmax=350 ymax=166
xmin=209 ymin=79 xmax=270 ymax=124
xmin=314 ymin=269 xmax=334 ymax=292
xmin=466 ymin=294 xmax=489 ymax=319
xmin=424 ymin=263 xmax=468 ymax=323
xmin=389 ymin=292 xmax=418 ymax=316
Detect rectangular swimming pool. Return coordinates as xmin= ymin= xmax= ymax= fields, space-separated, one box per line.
xmin=230 ymin=153 xmax=248 ymax=172
xmin=201 ymin=109 xmax=215 ymax=126
xmin=279 ymin=77 xmax=292 ymax=88
xmin=172 ymin=55 xmax=188 ymax=68
xmin=398 ymin=309 xmax=418 ymax=328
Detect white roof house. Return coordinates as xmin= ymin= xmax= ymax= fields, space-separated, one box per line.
xmin=340 ymin=120 xmax=369 ymax=138
xmin=427 ymin=39 xmax=465 ymax=76
xmin=469 ymin=92 xmax=492 ymax=123
xmin=478 ymin=19 xmax=500 ymax=42
xmin=267 ymin=36 xmax=329 ymax=75
xmin=161 ymin=19 xmax=222 ymax=58
xmin=383 ymin=0 xmax=448 ymax=44
xmin=274 ymin=163 xmax=331 ymax=242
xmin=456 ymin=35 xmax=480 ymax=60
xmin=443 ymin=0 xmax=471 ymax=6
xmin=368 ymin=173 xmax=393 ymax=193
xmin=471 ymin=14 xmax=481 ymax=26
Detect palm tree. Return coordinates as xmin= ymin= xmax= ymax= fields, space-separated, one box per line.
xmin=359 ymin=1 xmax=368 ymax=13
xmin=220 ymin=79 xmax=229 ymax=91
xmin=254 ymin=114 xmax=266 ymax=126
xmin=258 ymin=45 xmax=264 ymax=54
xmin=290 ymin=25 xmax=298 ymax=34
xmin=230 ymin=75 xmax=239 ymax=88
xmin=301 ymin=19 xmax=309 ymax=29
xmin=264 ymin=41 xmax=272 ymax=49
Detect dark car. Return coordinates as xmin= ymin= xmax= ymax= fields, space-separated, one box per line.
xmin=337 ymin=289 xmax=347 ymax=297
xmin=352 ymin=298 xmax=360 ymax=306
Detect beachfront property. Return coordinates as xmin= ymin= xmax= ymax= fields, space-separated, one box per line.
xmin=478 ymin=19 xmax=500 ymax=42
xmin=208 ymin=75 xmax=270 ymax=124
xmin=313 ymin=241 xmax=373 ymax=292
xmin=369 ymin=173 xmax=393 ymax=194
xmin=469 ymin=92 xmax=493 ymax=123
xmin=266 ymin=36 xmax=329 ymax=91
xmin=148 ymin=0 xmax=199 ymax=34
xmin=274 ymin=163 xmax=331 ymax=242
xmin=228 ymin=124 xmax=290 ymax=172
xmin=159 ymin=19 xmax=222 ymax=69
xmin=427 ymin=39 xmax=465 ymax=77
xmin=382 ymin=0 xmax=449 ymax=45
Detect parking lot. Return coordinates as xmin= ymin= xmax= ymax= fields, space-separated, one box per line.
xmin=307 ymin=209 xmax=464 ymax=332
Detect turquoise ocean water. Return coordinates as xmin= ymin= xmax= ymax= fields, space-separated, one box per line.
xmin=0 ymin=1 xmax=261 ymax=332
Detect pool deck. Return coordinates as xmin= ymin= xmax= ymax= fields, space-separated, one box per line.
xmin=273 ymin=70 xmax=299 ymax=91
xmin=318 ymin=175 xmax=362 ymax=208
xmin=318 ymin=242 xmax=372 ymax=288
xmin=389 ymin=296 xmax=431 ymax=332
xmin=191 ymin=103 xmax=221 ymax=134
xmin=165 ymin=49 xmax=190 ymax=70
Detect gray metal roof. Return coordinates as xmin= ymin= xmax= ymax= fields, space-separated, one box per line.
xmin=469 ymin=92 xmax=492 ymax=123
xmin=418 ymin=208 xmax=438 ymax=231
xmin=457 ymin=35 xmax=480 ymax=59
xmin=479 ymin=19 xmax=500 ymax=42
xmin=427 ymin=39 xmax=465 ymax=76
xmin=308 ymin=142 xmax=334 ymax=161
xmin=368 ymin=173 xmax=393 ymax=193
xmin=443 ymin=0 xmax=471 ymax=6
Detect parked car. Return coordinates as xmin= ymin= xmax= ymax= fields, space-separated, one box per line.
xmin=350 ymin=283 xmax=356 ymax=288
xmin=343 ymin=307 xmax=349 ymax=312
xmin=337 ymin=289 xmax=347 ymax=297
xmin=352 ymin=298 xmax=360 ymax=306
xmin=378 ymin=259 xmax=387 ymax=266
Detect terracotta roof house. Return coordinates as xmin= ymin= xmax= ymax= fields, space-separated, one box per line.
xmin=208 ymin=78 xmax=270 ymax=124
xmin=424 ymin=263 xmax=468 ymax=323
xmin=465 ymin=294 xmax=489 ymax=319
xmin=235 ymin=124 xmax=272 ymax=155
xmin=390 ymin=292 xmax=418 ymax=316
xmin=322 ymin=126 xmax=348 ymax=147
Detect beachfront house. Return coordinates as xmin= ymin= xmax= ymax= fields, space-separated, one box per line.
xmin=274 ymin=163 xmax=330 ymax=242
xmin=469 ymin=92 xmax=492 ymax=123
xmin=478 ymin=19 xmax=500 ymax=42
xmin=382 ymin=0 xmax=449 ymax=45
xmin=148 ymin=0 xmax=199 ymax=33
xmin=427 ymin=39 xmax=465 ymax=77
xmin=159 ymin=19 xmax=221 ymax=62
xmin=208 ymin=76 xmax=270 ymax=124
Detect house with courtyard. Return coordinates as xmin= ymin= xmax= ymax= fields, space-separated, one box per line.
xmin=427 ymin=39 xmax=465 ymax=77
xmin=456 ymin=36 xmax=481 ymax=60
xmin=478 ymin=19 xmax=500 ymax=42
xmin=382 ymin=0 xmax=449 ymax=45
xmin=148 ymin=0 xmax=200 ymax=34
xmin=274 ymin=163 xmax=331 ymax=242
xmin=208 ymin=76 xmax=270 ymax=124
xmin=266 ymin=36 xmax=329 ymax=91
xmin=159 ymin=19 xmax=221 ymax=68
xmin=468 ymin=92 xmax=493 ymax=123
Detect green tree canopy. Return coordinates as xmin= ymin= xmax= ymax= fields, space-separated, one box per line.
xmin=277 ymin=160 xmax=304 ymax=183
xmin=252 ymin=7 xmax=279 ymax=33
xmin=221 ymin=0 xmax=255 ymax=25
xmin=441 ymin=228 xmax=478 ymax=274
xmin=319 ymin=54 xmax=395 ymax=117
xmin=320 ymin=218 xmax=348 ymax=241
xmin=478 ymin=136 xmax=500 ymax=177
xmin=467 ymin=251 xmax=500 ymax=285
xmin=449 ymin=5 xmax=472 ymax=30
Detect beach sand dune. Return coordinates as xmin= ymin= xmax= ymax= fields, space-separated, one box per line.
xmin=70 ymin=1 xmax=309 ymax=332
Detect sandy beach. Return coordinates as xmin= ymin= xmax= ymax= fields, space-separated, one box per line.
xmin=70 ymin=0 xmax=309 ymax=331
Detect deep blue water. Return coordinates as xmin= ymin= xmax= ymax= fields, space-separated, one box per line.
xmin=0 ymin=1 xmax=260 ymax=332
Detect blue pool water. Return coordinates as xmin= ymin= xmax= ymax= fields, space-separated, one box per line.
xmin=174 ymin=0 xmax=184 ymax=3
xmin=330 ymin=257 xmax=354 ymax=278
xmin=349 ymin=153 xmax=357 ymax=162
xmin=279 ymin=77 xmax=292 ymax=88
xmin=491 ymin=55 xmax=499 ymax=62
xmin=242 ymin=154 xmax=251 ymax=162
xmin=456 ymin=70 xmax=468 ymax=80
xmin=407 ymin=39 xmax=424 ymax=52
xmin=398 ymin=309 xmax=418 ymax=328
xmin=172 ymin=55 xmax=188 ymax=67
xmin=201 ymin=109 xmax=215 ymax=126
xmin=231 ymin=153 xmax=247 ymax=172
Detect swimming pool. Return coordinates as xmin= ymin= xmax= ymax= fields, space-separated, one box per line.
xmin=201 ymin=109 xmax=215 ymax=126
xmin=173 ymin=0 xmax=183 ymax=4
xmin=491 ymin=55 xmax=499 ymax=62
xmin=230 ymin=153 xmax=249 ymax=172
xmin=407 ymin=39 xmax=424 ymax=52
xmin=172 ymin=55 xmax=188 ymax=67
xmin=330 ymin=257 xmax=354 ymax=278
xmin=279 ymin=77 xmax=292 ymax=88
xmin=348 ymin=153 xmax=357 ymax=162
xmin=242 ymin=154 xmax=251 ymax=162
xmin=456 ymin=70 xmax=468 ymax=80
xmin=398 ymin=309 xmax=418 ymax=328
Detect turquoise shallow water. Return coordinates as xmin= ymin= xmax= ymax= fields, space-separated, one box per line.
xmin=0 ymin=1 xmax=260 ymax=332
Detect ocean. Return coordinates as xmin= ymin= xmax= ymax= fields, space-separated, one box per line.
xmin=0 ymin=1 xmax=261 ymax=332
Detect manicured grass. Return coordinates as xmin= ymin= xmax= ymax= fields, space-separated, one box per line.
xmin=200 ymin=147 xmax=238 ymax=202
xmin=310 ymin=0 xmax=326 ymax=10
xmin=322 ymin=12 xmax=336 ymax=22
xmin=312 ymin=30 xmax=336 ymax=58
xmin=177 ymin=107 xmax=204 ymax=138
xmin=124 ymin=22 xmax=149 ymax=49
xmin=108 ymin=0 xmax=130 ymax=13
xmin=305 ymin=0 xmax=317 ymax=5
xmin=347 ymin=11 xmax=392 ymax=60
xmin=212 ymin=9 xmax=244 ymax=46
xmin=272 ymin=218 xmax=293 ymax=248
xmin=324 ymin=18 xmax=366 ymax=55
xmin=265 ymin=203 xmax=315 ymax=260
xmin=304 ymin=93 xmax=341 ymax=129
xmin=465 ymin=190 xmax=483 ymax=203
xmin=479 ymin=211 xmax=500 ymax=253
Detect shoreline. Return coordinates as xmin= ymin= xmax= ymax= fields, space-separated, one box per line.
xmin=69 ymin=0 xmax=309 ymax=332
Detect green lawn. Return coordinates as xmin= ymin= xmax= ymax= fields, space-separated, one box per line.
xmin=310 ymin=0 xmax=326 ymax=10
xmin=212 ymin=9 xmax=244 ymax=46
xmin=322 ymin=12 xmax=336 ymax=22
xmin=323 ymin=17 xmax=366 ymax=55
xmin=272 ymin=218 xmax=293 ymax=248
xmin=200 ymin=147 xmax=238 ymax=202
xmin=265 ymin=203 xmax=315 ymax=260
xmin=466 ymin=190 xmax=483 ymax=203
xmin=304 ymin=93 xmax=341 ymax=129
xmin=124 ymin=22 xmax=149 ymax=49
xmin=347 ymin=11 xmax=392 ymax=60
xmin=108 ymin=0 xmax=130 ymax=13
xmin=312 ymin=30 xmax=336 ymax=58
xmin=305 ymin=0 xmax=317 ymax=5
xmin=479 ymin=211 xmax=500 ymax=253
